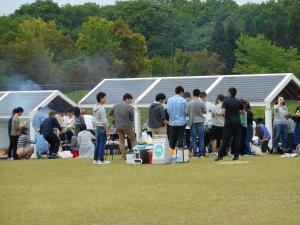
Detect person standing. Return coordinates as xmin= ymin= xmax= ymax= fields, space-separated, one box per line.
xmin=109 ymin=93 xmax=137 ymax=160
xmin=239 ymin=100 xmax=248 ymax=155
xmin=32 ymin=107 xmax=47 ymax=133
xmin=167 ymin=86 xmax=187 ymax=150
xmin=7 ymin=108 xmax=17 ymax=159
xmin=287 ymin=115 xmax=295 ymax=153
xmin=294 ymin=96 xmax=300 ymax=147
xmin=244 ymin=101 xmax=254 ymax=156
xmin=272 ymin=97 xmax=288 ymax=154
xmin=43 ymin=111 xmax=62 ymax=159
xmin=149 ymin=93 xmax=168 ymax=135
xmin=183 ymin=92 xmax=192 ymax=150
xmin=215 ymin=87 xmax=244 ymax=161
xmin=10 ymin=107 xmax=24 ymax=160
xmin=210 ymin=95 xmax=225 ymax=154
xmin=93 ymin=92 xmax=110 ymax=164
xmin=186 ymin=89 xmax=206 ymax=157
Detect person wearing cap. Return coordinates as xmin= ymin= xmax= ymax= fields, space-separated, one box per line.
xmin=272 ymin=97 xmax=288 ymax=154
xmin=294 ymin=96 xmax=300 ymax=147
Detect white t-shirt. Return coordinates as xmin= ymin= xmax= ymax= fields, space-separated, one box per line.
xmin=205 ymin=101 xmax=213 ymax=127
xmin=83 ymin=115 xmax=95 ymax=130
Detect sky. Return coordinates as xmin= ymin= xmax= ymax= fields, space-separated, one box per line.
xmin=0 ymin=0 xmax=265 ymax=16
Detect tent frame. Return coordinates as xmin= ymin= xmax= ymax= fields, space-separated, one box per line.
xmin=0 ymin=90 xmax=77 ymax=141
xmin=79 ymin=73 xmax=300 ymax=147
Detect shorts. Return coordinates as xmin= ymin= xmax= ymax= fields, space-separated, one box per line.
xmin=211 ymin=125 xmax=223 ymax=140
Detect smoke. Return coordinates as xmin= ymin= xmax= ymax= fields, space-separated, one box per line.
xmin=1 ymin=75 xmax=42 ymax=91
xmin=67 ymin=55 xmax=117 ymax=83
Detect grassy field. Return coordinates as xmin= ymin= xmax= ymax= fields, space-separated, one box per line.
xmin=1 ymin=156 xmax=300 ymax=225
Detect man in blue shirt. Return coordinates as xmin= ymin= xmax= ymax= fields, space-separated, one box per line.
xmin=256 ymin=118 xmax=271 ymax=153
xmin=167 ymin=86 xmax=187 ymax=149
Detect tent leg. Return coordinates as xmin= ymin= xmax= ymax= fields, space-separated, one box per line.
xmin=29 ymin=119 xmax=37 ymax=158
xmin=265 ymin=102 xmax=273 ymax=149
xmin=134 ymin=106 xmax=141 ymax=141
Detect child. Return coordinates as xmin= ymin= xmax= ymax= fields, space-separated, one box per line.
xmin=35 ymin=124 xmax=49 ymax=158
xmin=17 ymin=127 xmax=34 ymax=159
xmin=256 ymin=118 xmax=271 ymax=153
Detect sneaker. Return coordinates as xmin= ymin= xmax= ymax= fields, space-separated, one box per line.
xmin=199 ymin=156 xmax=204 ymax=158
xmin=93 ymin=160 xmax=98 ymax=164
xmin=97 ymin=160 xmax=111 ymax=165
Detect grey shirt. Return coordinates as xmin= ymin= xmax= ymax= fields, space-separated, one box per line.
xmin=211 ymin=103 xmax=225 ymax=127
xmin=186 ymin=98 xmax=207 ymax=126
xmin=93 ymin=104 xmax=108 ymax=127
xmin=109 ymin=103 xmax=134 ymax=129
xmin=149 ymin=102 xmax=165 ymax=129
xmin=274 ymin=105 xmax=288 ymax=125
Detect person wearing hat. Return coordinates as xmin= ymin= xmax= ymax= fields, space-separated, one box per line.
xmin=294 ymin=96 xmax=300 ymax=147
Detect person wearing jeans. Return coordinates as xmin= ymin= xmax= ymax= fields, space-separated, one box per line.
xmin=186 ymin=89 xmax=206 ymax=157
xmin=93 ymin=92 xmax=110 ymax=165
xmin=167 ymin=86 xmax=187 ymax=149
xmin=244 ymin=102 xmax=254 ymax=155
xmin=272 ymin=97 xmax=288 ymax=153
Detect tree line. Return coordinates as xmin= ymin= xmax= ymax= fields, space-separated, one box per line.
xmin=0 ymin=0 xmax=300 ymax=84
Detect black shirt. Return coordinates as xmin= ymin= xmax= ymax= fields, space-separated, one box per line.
xmin=222 ymin=96 xmax=243 ymax=126
xmin=295 ymin=106 xmax=300 ymax=123
xmin=42 ymin=117 xmax=62 ymax=136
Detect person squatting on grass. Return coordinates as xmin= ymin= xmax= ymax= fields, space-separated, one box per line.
xmin=167 ymin=86 xmax=187 ymax=150
xmin=17 ymin=127 xmax=34 ymax=159
xmin=272 ymin=97 xmax=289 ymax=154
xmin=10 ymin=107 xmax=24 ymax=160
xmin=109 ymin=93 xmax=137 ymax=160
xmin=215 ymin=87 xmax=244 ymax=161
xmin=43 ymin=111 xmax=62 ymax=159
xmin=93 ymin=92 xmax=110 ymax=165
xmin=148 ymin=93 xmax=168 ymax=136
xmin=35 ymin=124 xmax=49 ymax=158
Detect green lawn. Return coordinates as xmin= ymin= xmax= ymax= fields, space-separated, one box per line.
xmin=1 ymin=156 xmax=299 ymax=225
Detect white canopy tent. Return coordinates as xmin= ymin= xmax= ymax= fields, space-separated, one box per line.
xmin=79 ymin=73 xmax=300 ymax=145
xmin=0 ymin=90 xmax=77 ymax=148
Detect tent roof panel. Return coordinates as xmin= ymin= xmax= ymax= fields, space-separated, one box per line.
xmin=80 ymin=78 xmax=157 ymax=105
xmin=0 ymin=91 xmax=53 ymax=117
xmin=138 ymin=77 xmax=218 ymax=104
xmin=0 ymin=90 xmax=77 ymax=117
xmin=208 ymin=75 xmax=286 ymax=102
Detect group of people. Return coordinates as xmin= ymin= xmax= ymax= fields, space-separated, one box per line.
xmin=147 ymin=86 xmax=300 ymax=160
xmin=6 ymin=86 xmax=300 ymax=163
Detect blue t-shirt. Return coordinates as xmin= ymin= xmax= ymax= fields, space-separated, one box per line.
xmin=167 ymin=95 xmax=187 ymax=126
xmin=259 ymin=124 xmax=271 ymax=140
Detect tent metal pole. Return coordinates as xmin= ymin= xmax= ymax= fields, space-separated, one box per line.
xmin=134 ymin=105 xmax=141 ymax=140
xmin=265 ymin=102 xmax=273 ymax=149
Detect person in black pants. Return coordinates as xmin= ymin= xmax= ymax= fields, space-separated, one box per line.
xmin=43 ymin=111 xmax=62 ymax=158
xmin=10 ymin=107 xmax=24 ymax=160
xmin=215 ymin=87 xmax=244 ymax=161
xmin=7 ymin=108 xmax=17 ymax=159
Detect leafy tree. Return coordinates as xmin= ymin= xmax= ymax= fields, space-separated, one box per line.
xmin=113 ymin=18 xmax=149 ymax=77
xmin=76 ymin=17 xmax=118 ymax=57
xmin=234 ymin=34 xmax=300 ymax=77
xmin=174 ymin=49 xmax=225 ymax=76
